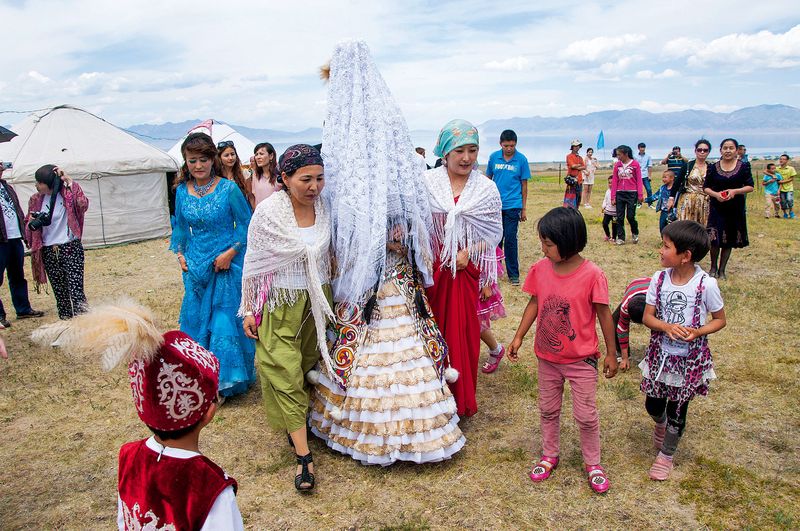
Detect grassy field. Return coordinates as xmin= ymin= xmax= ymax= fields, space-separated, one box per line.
xmin=1 ymin=174 xmax=798 ymax=529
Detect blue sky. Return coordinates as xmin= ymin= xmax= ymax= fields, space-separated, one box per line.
xmin=1 ymin=0 xmax=798 ymax=131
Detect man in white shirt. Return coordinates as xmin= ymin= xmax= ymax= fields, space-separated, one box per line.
xmin=0 ymin=161 xmax=44 ymax=328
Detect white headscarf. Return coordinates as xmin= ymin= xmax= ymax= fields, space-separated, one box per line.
xmin=322 ymin=40 xmax=434 ymax=305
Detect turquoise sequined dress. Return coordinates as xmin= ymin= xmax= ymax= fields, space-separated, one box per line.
xmin=170 ymin=178 xmax=255 ymax=396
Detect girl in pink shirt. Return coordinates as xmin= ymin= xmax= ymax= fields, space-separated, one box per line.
xmin=508 ymin=207 xmax=618 ymax=494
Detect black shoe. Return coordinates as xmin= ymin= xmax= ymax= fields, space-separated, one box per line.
xmin=17 ymin=309 xmax=44 ymax=319
xmin=295 ymin=452 xmax=315 ymax=492
xmin=0 ymin=318 xmax=10 ymax=329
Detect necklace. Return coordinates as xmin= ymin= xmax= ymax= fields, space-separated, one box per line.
xmin=193 ymin=176 xmax=216 ymax=197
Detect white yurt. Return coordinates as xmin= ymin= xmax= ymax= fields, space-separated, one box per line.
xmin=168 ymin=120 xmax=257 ymax=165
xmin=0 ymin=105 xmax=178 ymax=248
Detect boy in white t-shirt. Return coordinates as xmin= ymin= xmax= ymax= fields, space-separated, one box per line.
xmin=638 ymin=221 xmax=726 ymax=481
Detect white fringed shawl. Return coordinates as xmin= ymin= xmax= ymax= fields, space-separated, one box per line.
xmin=240 ymin=191 xmax=336 ymax=376
xmin=425 ymin=165 xmax=503 ymax=286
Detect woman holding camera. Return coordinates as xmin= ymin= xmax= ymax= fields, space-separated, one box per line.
xmin=25 ymin=165 xmax=89 ymax=319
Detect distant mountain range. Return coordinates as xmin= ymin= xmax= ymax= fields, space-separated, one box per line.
xmin=125 ymin=104 xmax=800 ymax=160
xmin=126 ymin=121 xmax=323 ymax=150
xmin=479 ymin=104 xmax=800 ymax=136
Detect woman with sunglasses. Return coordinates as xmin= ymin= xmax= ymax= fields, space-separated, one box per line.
xmin=217 ymin=140 xmax=255 ymax=211
xmin=252 ymin=142 xmax=282 ymax=207
xmin=673 ymin=139 xmax=712 ymax=225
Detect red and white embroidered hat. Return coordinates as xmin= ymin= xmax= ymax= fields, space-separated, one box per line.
xmin=127 ymin=330 xmax=220 ymax=431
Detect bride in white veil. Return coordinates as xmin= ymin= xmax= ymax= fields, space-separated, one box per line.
xmin=309 ymin=40 xmax=465 ymax=465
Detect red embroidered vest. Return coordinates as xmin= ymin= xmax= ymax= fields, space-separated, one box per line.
xmin=118 ymin=439 xmax=237 ymax=530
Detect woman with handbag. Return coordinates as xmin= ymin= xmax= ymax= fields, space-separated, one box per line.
xmin=308 ymin=41 xmax=464 ymax=465
xmin=564 ymin=140 xmax=585 ymax=209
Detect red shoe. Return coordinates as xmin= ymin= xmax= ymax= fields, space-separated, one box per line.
xmin=481 ymin=346 xmax=505 ymax=374
xmin=529 ymin=456 xmax=558 ymax=482
xmin=586 ymin=464 xmax=610 ymax=494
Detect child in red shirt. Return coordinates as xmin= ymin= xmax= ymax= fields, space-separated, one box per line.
xmin=509 ymin=207 xmax=618 ymax=494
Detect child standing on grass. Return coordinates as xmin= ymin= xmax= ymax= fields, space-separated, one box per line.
xmin=601 ymin=175 xmax=617 ymax=242
xmin=508 ymin=207 xmax=618 ymax=494
xmin=763 ymin=163 xmax=782 ymax=218
xmin=32 ymin=301 xmax=244 ymax=530
xmin=777 ymin=154 xmax=796 ymax=219
xmin=479 ymin=247 xmax=507 ymax=373
xmin=640 ymin=221 xmax=726 ymax=481
xmin=656 ymin=170 xmax=677 ymax=233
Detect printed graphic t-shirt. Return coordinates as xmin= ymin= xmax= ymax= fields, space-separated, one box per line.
xmin=646 ymin=265 xmax=724 ymax=357
xmin=485 ymin=150 xmax=531 ymax=210
xmin=522 ymin=258 xmax=609 ymax=364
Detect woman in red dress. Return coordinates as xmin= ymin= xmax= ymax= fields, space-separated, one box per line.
xmin=425 ymin=119 xmax=503 ymax=417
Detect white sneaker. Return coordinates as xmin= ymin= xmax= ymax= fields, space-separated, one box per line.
xmin=584 ymin=204 xmax=593 ymax=209
xmin=633 ymin=234 xmax=639 ymax=244
xmin=616 ymin=239 xmax=625 ymax=245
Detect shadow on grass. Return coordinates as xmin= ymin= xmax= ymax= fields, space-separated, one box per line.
xmin=680 ymin=456 xmax=800 ymax=529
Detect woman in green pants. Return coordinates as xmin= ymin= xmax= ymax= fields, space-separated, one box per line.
xmin=241 ymin=144 xmax=334 ymax=492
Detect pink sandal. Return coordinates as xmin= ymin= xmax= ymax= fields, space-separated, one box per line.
xmin=529 ymin=456 xmax=558 ymax=482
xmin=586 ymin=464 xmax=611 ymax=494
xmin=481 ymin=346 xmax=505 ymax=374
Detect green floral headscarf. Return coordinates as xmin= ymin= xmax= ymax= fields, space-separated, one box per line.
xmin=433 ymin=119 xmax=479 ymax=157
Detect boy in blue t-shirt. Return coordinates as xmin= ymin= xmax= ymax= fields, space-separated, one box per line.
xmin=485 ymin=129 xmax=531 ymax=285
xmin=656 ymin=170 xmax=676 ymax=233
xmin=763 ymin=163 xmax=781 ymax=218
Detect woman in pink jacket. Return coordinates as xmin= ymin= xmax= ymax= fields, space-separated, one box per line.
xmin=610 ymin=145 xmax=643 ymax=245
xmin=25 ymin=165 xmax=89 ymax=319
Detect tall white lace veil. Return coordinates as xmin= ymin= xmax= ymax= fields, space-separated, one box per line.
xmin=322 ymin=40 xmax=434 ymax=305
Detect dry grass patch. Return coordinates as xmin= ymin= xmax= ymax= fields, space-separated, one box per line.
xmin=0 ymin=182 xmax=798 ymax=529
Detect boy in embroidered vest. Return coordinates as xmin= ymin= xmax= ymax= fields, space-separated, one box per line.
xmin=32 ymin=300 xmax=243 ymax=530
xmin=639 ymin=221 xmax=726 ymax=481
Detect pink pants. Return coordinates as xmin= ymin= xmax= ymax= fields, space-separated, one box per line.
xmin=537 ymin=357 xmax=601 ymax=466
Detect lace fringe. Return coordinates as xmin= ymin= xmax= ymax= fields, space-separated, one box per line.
xmin=431 ymin=214 xmax=498 ymax=287
xmin=239 ymin=258 xmax=331 ymax=317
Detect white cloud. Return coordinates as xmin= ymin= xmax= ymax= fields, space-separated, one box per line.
xmin=561 ymin=34 xmax=646 ymax=62
xmin=635 ymin=68 xmax=680 ymax=79
xmin=665 ymin=24 xmax=800 ymax=69
xmin=484 ymin=56 xmax=529 ymax=71
xmin=662 ymin=37 xmax=704 ymax=59
xmin=0 ymin=1 xmax=795 ymax=132
xmin=27 ymin=71 xmax=51 ymax=83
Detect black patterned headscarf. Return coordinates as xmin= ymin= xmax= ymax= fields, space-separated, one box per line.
xmin=279 ymin=144 xmax=323 ymax=175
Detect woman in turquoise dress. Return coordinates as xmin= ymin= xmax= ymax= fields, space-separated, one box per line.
xmin=170 ymin=132 xmax=255 ymax=398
